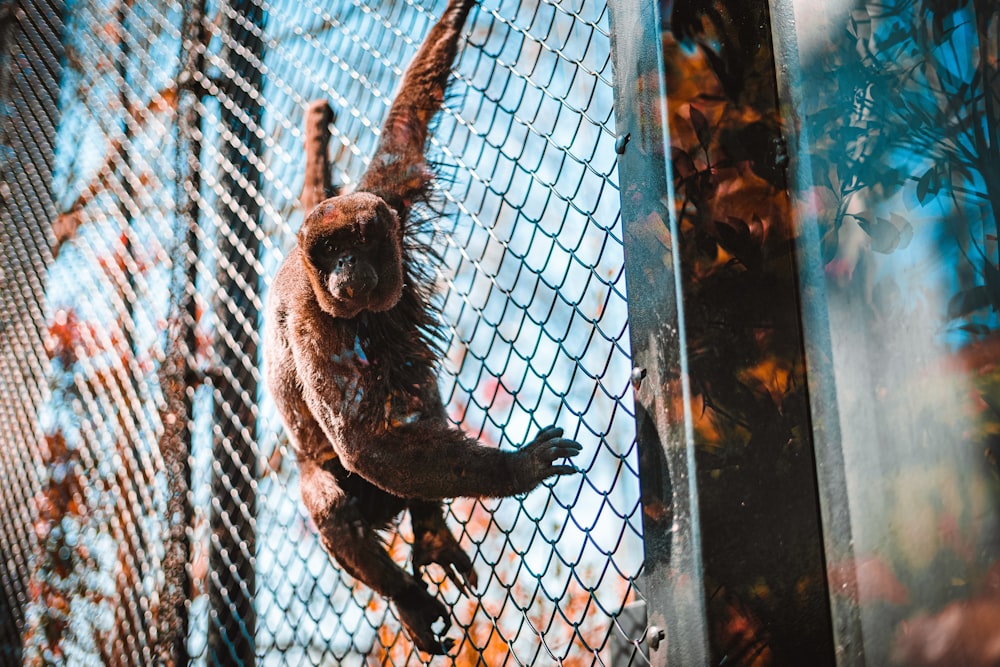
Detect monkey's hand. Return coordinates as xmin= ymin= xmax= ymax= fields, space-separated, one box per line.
xmin=413 ymin=527 xmax=477 ymax=596
xmin=395 ymin=585 xmax=455 ymax=655
xmin=514 ymin=426 xmax=583 ymax=488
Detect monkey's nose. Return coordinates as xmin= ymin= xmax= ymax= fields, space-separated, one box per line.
xmin=332 ymin=262 xmax=378 ymax=302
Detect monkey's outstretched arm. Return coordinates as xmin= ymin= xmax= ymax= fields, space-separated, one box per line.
xmin=357 ymin=0 xmax=476 ymax=211
xmin=284 ymin=307 xmax=581 ymax=499
xmin=345 ymin=422 xmax=581 ymax=501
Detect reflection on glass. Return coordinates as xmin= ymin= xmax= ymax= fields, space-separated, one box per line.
xmin=782 ymin=0 xmax=1000 ymax=663
xmin=661 ymin=0 xmax=835 ymax=663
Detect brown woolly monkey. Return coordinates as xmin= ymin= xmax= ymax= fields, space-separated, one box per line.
xmin=264 ymin=0 xmax=582 ymax=654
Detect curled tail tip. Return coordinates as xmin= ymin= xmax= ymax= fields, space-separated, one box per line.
xmin=306 ymin=98 xmax=331 ymax=113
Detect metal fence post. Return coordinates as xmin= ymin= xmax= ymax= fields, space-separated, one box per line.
xmin=209 ymin=0 xmax=266 ymax=663
xmin=611 ymin=0 xmax=839 ymax=662
xmin=156 ymin=0 xmax=208 ymax=662
xmin=607 ymin=0 xmax=711 ymax=663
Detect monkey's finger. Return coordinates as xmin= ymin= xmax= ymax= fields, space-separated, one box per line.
xmin=541 ymin=439 xmax=583 ymax=461
xmin=410 ymin=627 xmax=446 ymax=655
xmin=449 ymin=550 xmax=476 ymax=583
xmin=557 ymin=439 xmax=584 ymax=453
xmin=457 ymin=560 xmax=479 ymax=593
xmin=535 ymin=426 xmax=564 ymax=442
xmin=464 ymin=562 xmax=479 ymax=588
xmin=442 ymin=637 xmax=456 ymax=654
xmin=446 ymin=564 xmax=473 ymax=596
xmin=549 ymin=464 xmax=579 ymax=477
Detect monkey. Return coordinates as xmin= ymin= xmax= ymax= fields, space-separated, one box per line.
xmin=263 ymin=0 xmax=582 ymax=654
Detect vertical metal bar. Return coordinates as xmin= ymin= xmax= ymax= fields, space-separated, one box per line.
xmin=0 ymin=5 xmax=25 ymax=664
xmin=114 ymin=0 xmax=136 ymax=355
xmin=767 ymin=0 xmax=868 ymax=661
xmin=208 ymin=0 xmax=265 ymax=663
xmin=651 ymin=0 xmax=839 ymax=660
xmin=607 ymin=0 xmax=710 ymax=664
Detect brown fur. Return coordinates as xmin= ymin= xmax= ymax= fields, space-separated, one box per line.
xmin=264 ymin=0 xmax=581 ymax=654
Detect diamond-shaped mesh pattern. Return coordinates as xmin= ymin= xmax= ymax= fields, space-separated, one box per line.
xmin=0 ymin=0 xmax=648 ymax=664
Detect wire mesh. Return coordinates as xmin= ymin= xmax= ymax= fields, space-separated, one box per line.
xmin=0 ymin=1 xmax=68 ymax=663
xmin=0 ymin=0 xmax=648 ymax=664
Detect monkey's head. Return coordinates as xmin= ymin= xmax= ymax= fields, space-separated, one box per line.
xmin=298 ymin=192 xmax=404 ymax=319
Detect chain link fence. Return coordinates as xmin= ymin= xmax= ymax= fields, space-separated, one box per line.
xmin=0 ymin=0 xmax=648 ymax=664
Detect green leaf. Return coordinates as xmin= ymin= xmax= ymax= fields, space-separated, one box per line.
xmin=984 ymin=261 xmax=1000 ymax=312
xmin=671 ymin=147 xmax=696 ymax=180
xmin=890 ymin=213 xmax=914 ymax=250
xmin=958 ymin=323 xmax=993 ymax=335
xmin=715 ymin=217 xmax=762 ymax=270
xmin=947 ymin=286 xmax=990 ymax=319
xmin=916 ymin=166 xmax=938 ymax=204
xmin=858 ymin=216 xmax=902 ymax=253
xmin=689 ymin=106 xmax=711 ymax=151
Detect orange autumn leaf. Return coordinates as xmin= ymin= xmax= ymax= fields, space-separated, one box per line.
xmin=828 ymin=555 xmax=909 ymax=606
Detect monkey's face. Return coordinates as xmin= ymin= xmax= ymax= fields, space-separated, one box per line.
xmin=298 ymin=192 xmax=404 ymax=319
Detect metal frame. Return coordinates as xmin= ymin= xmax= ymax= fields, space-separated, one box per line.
xmin=608 ymin=0 xmax=710 ymax=663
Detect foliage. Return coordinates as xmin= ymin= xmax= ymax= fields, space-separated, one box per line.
xmin=800 ymin=0 xmax=1000 ymax=340
xmin=23 ymin=1 xmax=194 ymax=663
xmin=22 ymin=430 xmax=115 ymax=667
xmin=786 ymin=0 xmax=1000 ymax=663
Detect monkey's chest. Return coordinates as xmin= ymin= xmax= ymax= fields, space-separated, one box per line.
xmin=328 ymin=337 xmax=434 ymax=434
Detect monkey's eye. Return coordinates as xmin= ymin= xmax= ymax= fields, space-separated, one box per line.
xmin=309 ymin=237 xmax=340 ymax=270
xmin=355 ymin=219 xmax=380 ymax=246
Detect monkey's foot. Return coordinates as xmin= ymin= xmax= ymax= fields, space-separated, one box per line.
xmin=413 ymin=526 xmax=478 ymax=596
xmin=395 ymin=586 xmax=454 ymax=655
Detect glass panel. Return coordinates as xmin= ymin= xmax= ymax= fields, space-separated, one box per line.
xmin=653 ymin=0 xmax=836 ymax=663
xmin=775 ymin=1 xmax=1000 ymax=663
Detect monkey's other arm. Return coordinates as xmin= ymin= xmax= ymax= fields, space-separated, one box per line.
xmin=358 ymin=0 xmax=476 ymax=213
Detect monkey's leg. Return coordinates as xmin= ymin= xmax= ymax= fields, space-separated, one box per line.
xmin=410 ymin=501 xmax=477 ymax=595
xmin=306 ymin=473 xmax=454 ymax=655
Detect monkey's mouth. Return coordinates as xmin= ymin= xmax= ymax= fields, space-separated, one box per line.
xmin=328 ymin=269 xmax=379 ymax=306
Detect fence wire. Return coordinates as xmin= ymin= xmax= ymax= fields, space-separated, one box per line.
xmin=0 ymin=0 xmax=648 ymax=664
